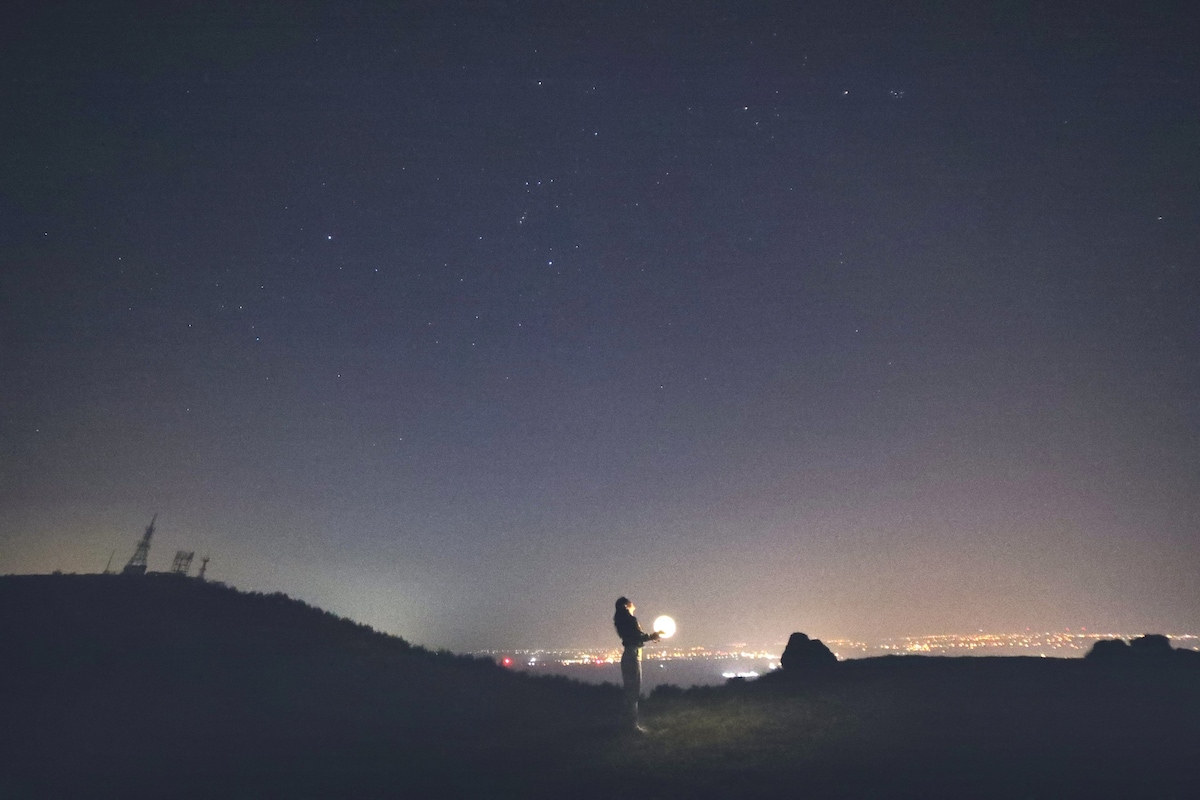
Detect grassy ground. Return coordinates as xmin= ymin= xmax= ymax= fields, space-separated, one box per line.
xmin=594 ymin=660 xmax=1200 ymax=798
xmin=3 ymin=574 xmax=1197 ymax=799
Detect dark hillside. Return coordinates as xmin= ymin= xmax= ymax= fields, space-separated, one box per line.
xmin=3 ymin=574 xmax=1198 ymax=799
xmin=625 ymin=652 xmax=1200 ymax=798
xmin=0 ymin=574 xmax=618 ymax=799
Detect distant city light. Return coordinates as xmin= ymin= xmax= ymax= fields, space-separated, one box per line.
xmin=476 ymin=632 xmax=1200 ymax=688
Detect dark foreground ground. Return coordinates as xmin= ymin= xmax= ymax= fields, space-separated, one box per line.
xmin=2 ymin=574 xmax=1197 ymax=799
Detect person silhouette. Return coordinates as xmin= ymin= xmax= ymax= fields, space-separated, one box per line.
xmin=613 ymin=596 xmax=661 ymax=732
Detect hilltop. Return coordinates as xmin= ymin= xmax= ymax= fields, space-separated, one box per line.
xmin=0 ymin=573 xmax=619 ymax=798
xmin=2 ymin=574 xmax=1198 ymax=799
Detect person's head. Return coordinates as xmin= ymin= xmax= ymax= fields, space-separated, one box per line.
xmin=615 ymin=596 xmax=633 ymax=615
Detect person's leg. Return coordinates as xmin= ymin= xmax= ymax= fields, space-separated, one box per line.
xmin=621 ymin=649 xmax=641 ymax=728
xmin=634 ymin=650 xmax=644 ymax=729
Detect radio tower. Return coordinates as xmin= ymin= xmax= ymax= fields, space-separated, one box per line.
xmin=197 ymin=556 xmax=210 ymax=581
xmin=170 ymin=550 xmax=194 ymax=576
xmin=121 ymin=515 xmax=156 ymax=575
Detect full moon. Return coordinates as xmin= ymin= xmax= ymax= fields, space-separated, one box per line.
xmin=653 ymin=615 xmax=676 ymax=639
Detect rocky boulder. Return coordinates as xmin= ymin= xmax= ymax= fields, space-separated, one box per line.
xmin=780 ymin=632 xmax=837 ymax=670
xmin=1129 ymin=634 xmax=1174 ymax=656
xmin=1085 ymin=638 xmax=1132 ymax=660
xmin=1087 ymin=634 xmax=1200 ymax=665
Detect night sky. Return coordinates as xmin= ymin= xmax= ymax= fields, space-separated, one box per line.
xmin=3 ymin=1 xmax=1198 ymax=651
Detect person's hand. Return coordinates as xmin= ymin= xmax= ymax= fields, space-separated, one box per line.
xmin=652 ymin=632 xmax=662 ymax=640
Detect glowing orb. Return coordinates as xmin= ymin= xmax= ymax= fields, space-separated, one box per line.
xmin=653 ymin=615 xmax=677 ymax=639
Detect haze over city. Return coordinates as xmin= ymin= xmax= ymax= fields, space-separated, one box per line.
xmin=3 ymin=1 xmax=1197 ymax=653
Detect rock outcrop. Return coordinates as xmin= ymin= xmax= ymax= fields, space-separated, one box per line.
xmin=1129 ymin=634 xmax=1173 ymax=656
xmin=1085 ymin=638 xmax=1131 ymax=660
xmin=780 ymin=632 xmax=837 ymax=670
xmin=1087 ymin=634 xmax=1200 ymax=664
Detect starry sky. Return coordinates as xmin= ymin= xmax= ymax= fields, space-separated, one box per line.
xmin=3 ymin=1 xmax=1198 ymax=651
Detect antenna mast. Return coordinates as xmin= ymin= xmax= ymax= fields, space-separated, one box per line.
xmin=170 ymin=550 xmax=194 ymax=576
xmin=121 ymin=514 xmax=156 ymax=575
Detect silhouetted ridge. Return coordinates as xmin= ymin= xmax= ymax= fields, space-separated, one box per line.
xmin=0 ymin=573 xmax=618 ymax=799
xmin=0 ymin=572 xmax=475 ymax=682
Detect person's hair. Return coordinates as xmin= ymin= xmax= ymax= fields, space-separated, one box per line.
xmin=614 ymin=597 xmax=633 ymax=623
xmin=614 ymin=597 xmax=632 ymax=627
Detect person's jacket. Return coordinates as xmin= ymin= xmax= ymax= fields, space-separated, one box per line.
xmin=614 ymin=611 xmax=654 ymax=649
